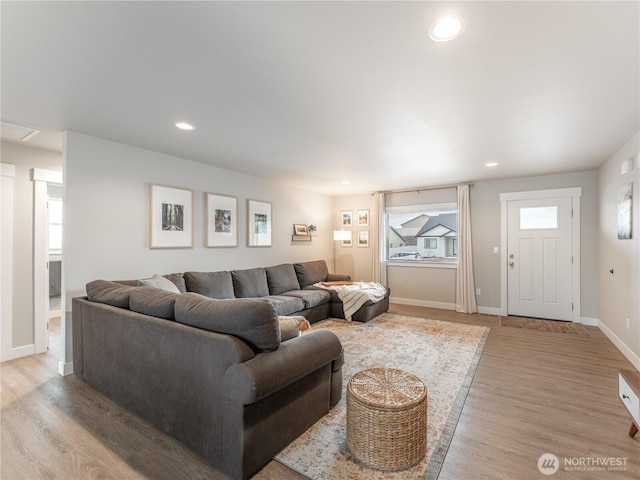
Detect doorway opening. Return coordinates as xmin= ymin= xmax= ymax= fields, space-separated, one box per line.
xmin=31 ymin=168 xmax=63 ymax=360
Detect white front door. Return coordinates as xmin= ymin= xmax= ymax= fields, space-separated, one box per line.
xmin=507 ymin=196 xmax=574 ymax=321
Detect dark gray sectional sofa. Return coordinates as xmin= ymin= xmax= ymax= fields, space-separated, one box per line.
xmin=72 ymin=260 xmax=389 ymax=480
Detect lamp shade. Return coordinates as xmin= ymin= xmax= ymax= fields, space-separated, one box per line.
xmin=333 ymin=229 xmax=352 ymax=241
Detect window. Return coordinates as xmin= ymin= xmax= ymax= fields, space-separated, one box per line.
xmin=424 ymin=238 xmax=437 ymax=249
xmin=49 ymin=198 xmax=62 ymax=254
xmin=519 ymin=206 xmax=558 ymax=230
xmin=386 ymin=202 xmax=457 ymax=264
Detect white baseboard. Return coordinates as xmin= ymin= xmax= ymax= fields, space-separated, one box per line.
xmin=580 ymin=316 xmax=599 ymax=327
xmin=11 ymin=344 xmax=35 ymax=360
xmin=390 ymin=298 xmax=504 ymax=315
xmin=58 ymin=360 xmax=73 ymax=376
xmin=478 ymin=306 xmax=503 ymax=316
xmin=598 ymin=320 xmax=640 ymax=370
xmin=390 ymin=297 xmax=455 ymax=311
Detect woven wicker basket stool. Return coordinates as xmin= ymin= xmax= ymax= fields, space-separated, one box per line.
xmin=346 ymin=367 xmax=427 ymax=471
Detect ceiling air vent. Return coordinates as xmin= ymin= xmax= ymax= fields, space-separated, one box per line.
xmin=1 ymin=121 xmax=41 ymax=141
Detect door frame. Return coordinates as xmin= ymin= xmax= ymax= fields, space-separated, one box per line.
xmin=31 ymin=168 xmax=63 ymax=355
xmin=1 ymin=164 xmax=16 ymax=361
xmin=499 ymin=187 xmax=582 ymax=322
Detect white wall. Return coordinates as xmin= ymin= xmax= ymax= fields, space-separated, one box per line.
xmin=598 ymin=131 xmax=640 ymax=367
xmin=63 ymin=131 xmax=335 ymax=368
xmin=0 ymin=141 xmax=62 ymax=352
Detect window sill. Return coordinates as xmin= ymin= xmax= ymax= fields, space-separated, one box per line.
xmin=387 ymin=261 xmax=457 ymax=269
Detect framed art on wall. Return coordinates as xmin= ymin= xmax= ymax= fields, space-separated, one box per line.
xmin=294 ymin=224 xmax=308 ymax=235
xmin=357 ymin=209 xmax=369 ymax=227
xmin=617 ymin=183 xmax=633 ymax=240
xmin=342 ymin=210 xmax=353 ymax=227
xmin=149 ymin=184 xmax=193 ymax=248
xmin=206 ymin=193 xmax=237 ymax=247
xmin=248 ymin=199 xmax=272 ymax=247
xmin=358 ymin=230 xmax=370 ymax=247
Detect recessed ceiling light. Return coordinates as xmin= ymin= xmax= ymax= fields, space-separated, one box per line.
xmin=429 ymin=14 xmax=466 ymax=42
xmin=341 ymin=180 xmax=351 ymax=185
xmin=175 ymin=122 xmax=195 ymax=131
xmin=485 ymin=162 xmax=499 ymax=167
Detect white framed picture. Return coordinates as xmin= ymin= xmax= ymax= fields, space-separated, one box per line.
xmin=248 ymin=199 xmax=272 ymax=247
xmin=342 ymin=210 xmax=353 ymax=227
xmin=149 ymin=184 xmax=193 ymax=248
xmin=357 ymin=209 xmax=369 ymax=227
xmin=206 ymin=193 xmax=237 ymax=247
xmin=357 ymin=230 xmax=369 ymax=247
xmin=617 ymin=183 xmax=633 ymax=240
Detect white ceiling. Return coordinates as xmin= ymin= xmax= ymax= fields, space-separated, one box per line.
xmin=2 ymin=1 xmax=638 ymax=195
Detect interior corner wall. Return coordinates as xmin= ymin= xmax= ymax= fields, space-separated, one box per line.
xmin=63 ymin=131 xmax=335 ymax=306
xmin=598 ymin=131 xmax=640 ymax=366
xmin=337 ymin=172 xmax=599 ymax=316
xmin=0 ymin=141 xmax=62 ymax=351
xmin=333 ymin=194 xmax=375 ymax=281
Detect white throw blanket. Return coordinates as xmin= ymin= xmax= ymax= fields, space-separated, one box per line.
xmin=314 ymin=281 xmax=387 ymax=321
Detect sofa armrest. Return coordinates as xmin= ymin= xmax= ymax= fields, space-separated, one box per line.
xmin=224 ymin=329 xmax=343 ymax=405
xmin=326 ymin=273 xmax=351 ymax=282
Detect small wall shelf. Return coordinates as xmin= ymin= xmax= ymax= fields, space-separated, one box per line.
xmin=292 ymin=235 xmax=312 ymax=242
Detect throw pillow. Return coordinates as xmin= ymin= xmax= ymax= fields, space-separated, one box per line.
xmin=278 ymin=315 xmax=310 ymax=341
xmin=138 ymin=274 xmax=181 ymax=293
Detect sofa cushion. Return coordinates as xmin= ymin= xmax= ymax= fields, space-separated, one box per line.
xmin=294 ymin=260 xmax=329 ymax=288
xmin=184 ymin=271 xmax=235 ymax=299
xmin=266 ymin=264 xmax=301 ymax=295
xmin=86 ymin=280 xmax=135 ymax=308
xmin=264 ymin=295 xmax=305 ymax=316
xmin=163 ymin=273 xmax=187 ymax=293
xmin=174 ymin=293 xmax=280 ymax=352
xmin=231 ymin=268 xmax=270 ymax=298
xmin=129 ymin=286 xmax=180 ymax=320
xmin=281 ymin=289 xmax=330 ymax=309
xmin=137 ymin=274 xmax=181 ymax=293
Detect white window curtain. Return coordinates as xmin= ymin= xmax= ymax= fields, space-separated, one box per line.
xmin=371 ymin=192 xmax=387 ymax=285
xmin=455 ymin=184 xmax=477 ymax=313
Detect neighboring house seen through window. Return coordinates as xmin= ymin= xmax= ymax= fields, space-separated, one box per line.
xmin=386 ymin=202 xmax=458 ymax=264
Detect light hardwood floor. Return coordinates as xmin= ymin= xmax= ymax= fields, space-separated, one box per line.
xmin=2 ymin=306 xmax=638 ymax=479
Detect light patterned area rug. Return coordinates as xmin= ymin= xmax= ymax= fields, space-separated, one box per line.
xmin=274 ymin=313 xmax=490 ymax=480
xmin=499 ymin=315 xmax=590 ymax=335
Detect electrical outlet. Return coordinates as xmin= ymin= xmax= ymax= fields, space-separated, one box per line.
xmin=476 ymin=288 xmax=481 ymax=296
xmin=626 ymin=318 xmax=630 ymax=329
